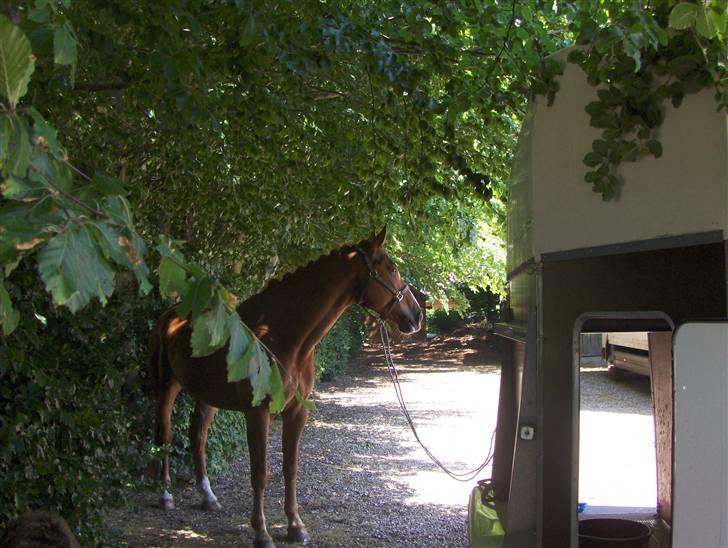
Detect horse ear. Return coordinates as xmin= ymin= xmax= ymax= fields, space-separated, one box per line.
xmin=373 ymin=226 xmax=387 ymax=247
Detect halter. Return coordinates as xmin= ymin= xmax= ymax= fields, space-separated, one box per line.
xmin=354 ymin=246 xmax=412 ymax=322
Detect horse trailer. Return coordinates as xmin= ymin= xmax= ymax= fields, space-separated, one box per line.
xmin=477 ymin=50 xmax=728 ymax=547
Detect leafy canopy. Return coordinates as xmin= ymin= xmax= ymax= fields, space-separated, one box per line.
xmin=1 ymin=0 xmax=727 ymax=399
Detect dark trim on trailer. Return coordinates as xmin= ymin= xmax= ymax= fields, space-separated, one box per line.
xmin=507 ymin=258 xmax=537 ymax=281
xmin=494 ymin=321 xmax=528 ymax=343
xmin=725 ymin=239 xmax=728 ymax=316
xmin=579 ymin=316 xmax=674 ymax=333
xmin=540 ymin=230 xmax=724 ymax=263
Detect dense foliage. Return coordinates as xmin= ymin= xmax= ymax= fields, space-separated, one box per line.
xmin=314 ymin=307 xmax=367 ymax=381
xmin=1 ymin=0 xmax=727 ymax=542
xmin=0 ymin=266 xmax=255 ymax=544
xmin=0 ymin=266 xmax=155 ymax=544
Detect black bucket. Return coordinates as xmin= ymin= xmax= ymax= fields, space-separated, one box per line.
xmin=578 ymin=518 xmax=652 ymax=548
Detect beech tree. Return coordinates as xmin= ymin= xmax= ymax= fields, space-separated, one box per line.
xmin=1 ymin=0 xmax=727 ymax=396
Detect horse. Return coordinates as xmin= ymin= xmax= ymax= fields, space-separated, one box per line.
xmin=147 ymin=227 xmax=422 ymax=547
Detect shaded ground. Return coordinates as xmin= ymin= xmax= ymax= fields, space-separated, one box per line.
xmin=107 ymin=327 xmax=502 ymax=547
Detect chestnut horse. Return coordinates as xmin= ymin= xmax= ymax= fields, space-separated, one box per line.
xmin=147 ymin=227 xmax=422 ymax=547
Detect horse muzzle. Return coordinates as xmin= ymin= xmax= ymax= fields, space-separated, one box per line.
xmin=398 ymin=306 xmax=423 ymax=335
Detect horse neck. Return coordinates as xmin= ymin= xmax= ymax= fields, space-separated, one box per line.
xmin=254 ymin=253 xmax=360 ymax=358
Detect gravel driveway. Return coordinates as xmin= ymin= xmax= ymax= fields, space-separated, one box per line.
xmin=109 ymin=329 xmax=502 ymax=547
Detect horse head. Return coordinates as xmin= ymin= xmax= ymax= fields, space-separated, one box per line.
xmin=354 ymin=227 xmax=423 ymax=335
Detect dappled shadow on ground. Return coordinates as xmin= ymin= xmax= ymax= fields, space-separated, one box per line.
xmin=107 ymin=327 xmax=502 ymax=547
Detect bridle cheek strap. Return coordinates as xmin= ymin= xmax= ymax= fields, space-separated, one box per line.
xmin=353 ymin=246 xmax=411 ymax=322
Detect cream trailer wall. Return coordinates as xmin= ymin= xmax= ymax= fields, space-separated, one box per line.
xmin=508 ymin=56 xmax=728 ymax=265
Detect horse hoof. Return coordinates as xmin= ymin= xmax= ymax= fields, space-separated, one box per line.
xmin=252 ymin=540 xmax=276 ymax=548
xmin=286 ymin=526 xmax=310 ymax=544
xmin=160 ymin=499 xmax=174 ymax=511
xmin=202 ymin=499 xmax=222 ymax=511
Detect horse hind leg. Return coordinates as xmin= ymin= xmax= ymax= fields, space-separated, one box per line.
xmin=148 ymin=328 xmax=182 ymax=510
xmin=153 ymin=377 xmax=181 ymax=510
xmin=246 ymin=406 xmax=275 ymax=547
xmin=282 ymin=404 xmax=310 ymax=544
xmin=189 ymin=400 xmax=221 ymax=511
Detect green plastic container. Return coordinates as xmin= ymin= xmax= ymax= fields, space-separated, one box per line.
xmin=468 ymin=482 xmax=505 ymax=547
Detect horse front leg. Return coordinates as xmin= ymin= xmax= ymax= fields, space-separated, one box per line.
xmin=189 ymin=400 xmax=221 ymax=511
xmin=246 ymin=406 xmax=273 ymax=547
xmin=282 ymin=404 xmax=310 ymax=543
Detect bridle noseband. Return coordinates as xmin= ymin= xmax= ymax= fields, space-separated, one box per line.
xmin=354 ymin=246 xmax=412 ymax=321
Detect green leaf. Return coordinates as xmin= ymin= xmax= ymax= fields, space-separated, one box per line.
xmin=0 ymin=279 xmax=19 ymax=335
xmin=584 ymin=101 xmax=606 ymax=116
xmin=653 ymin=25 xmax=669 ymax=47
xmin=597 ymin=88 xmax=621 ymax=106
xmin=593 ymin=140 xmax=609 ymax=155
xmin=295 ymin=389 xmax=316 ymax=412
xmin=601 ymin=185 xmax=616 ymax=201
xmin=29 ymin=108 xmax=62 ymax=159
xmin=583 ymin=151 xmax=602 ymax=167
xmin=647 ymin=139 xmax=663 ymax=158
xmin=249 ymin=345 xmax=272 ymax=406
xmin=4 ymin=115 xmax=32 ymax=177
xmin=190 ymin=301 xmax=229 ymax=357
xmin=696 ymin=5 xmax=720 ymax=38
xmin=0 ymin=16 xmax=36 ymax=107
xmin=92 ymin=222 xmax=151 ymax=295
xmin=226 ymin=313 xmax=253 ymax=382
xmin=156 ymin=234 xmax=186 ymax=263
xmin=91 ymin=222 xmax=132 ymax=266
xmin=177 ymin=277 xmax=214 ymax=319
xmin=37 ymin=225 xmax=116 ymax=312
xmin=208 ymin=297 xmax=228 ymax=347
xmin=621 ymin=141 xmax=639 ymax=162
xmin=93 ymin=174 xmax=128 ymax=196
xmin=1 ymin=175 xmax=48 ymax=201
xmin=708 ymin=8 xmax=728 ymax=34
xmin=645 ymin=104 xmax=663 ymax=128
xmin=104 ymin=195 xmax=134 ymax=226
xmin=0 ymin=200 xmax=58 ymax=263
xmin=28 ymin=149 xmax=72 ymax=192
xmin=268 ymin=363 xmax=285 ymax=413
xmin=584 ymin=170 xmax=601 ymax=183
xmin=28 ymin=6 xmax=50 ymax=24
xmin=669 ymin=3 xmax=699 ymax=30
xmin=129 ymin=232 xmax=151 ymax=294
xmin=53 ymin=24 xmax=77 ymax=67
xmin=159 ymin=256 xmax=188 ymax=299
xmin=669 ymin=55 xmax=699 ymax=77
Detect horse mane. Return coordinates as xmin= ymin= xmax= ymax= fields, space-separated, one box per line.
xmin=261 ymin=242 xmax=360 ymax=294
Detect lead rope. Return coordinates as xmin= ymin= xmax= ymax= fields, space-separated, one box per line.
xmin=378 ymin=320 xmax=497 ymax=483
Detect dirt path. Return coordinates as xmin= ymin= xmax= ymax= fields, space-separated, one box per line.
xmin=108 ymin=329 xmax=502 ymax=547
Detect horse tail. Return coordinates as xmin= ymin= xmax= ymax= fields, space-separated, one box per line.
xmin=144 ymin=318 xmax=166 ymax=396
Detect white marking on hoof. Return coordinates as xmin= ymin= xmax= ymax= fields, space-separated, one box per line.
xmin=197 ymin=476 xmax=221 ymax=511
xmin=160 ymin=490 xmax=174 ymax=510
